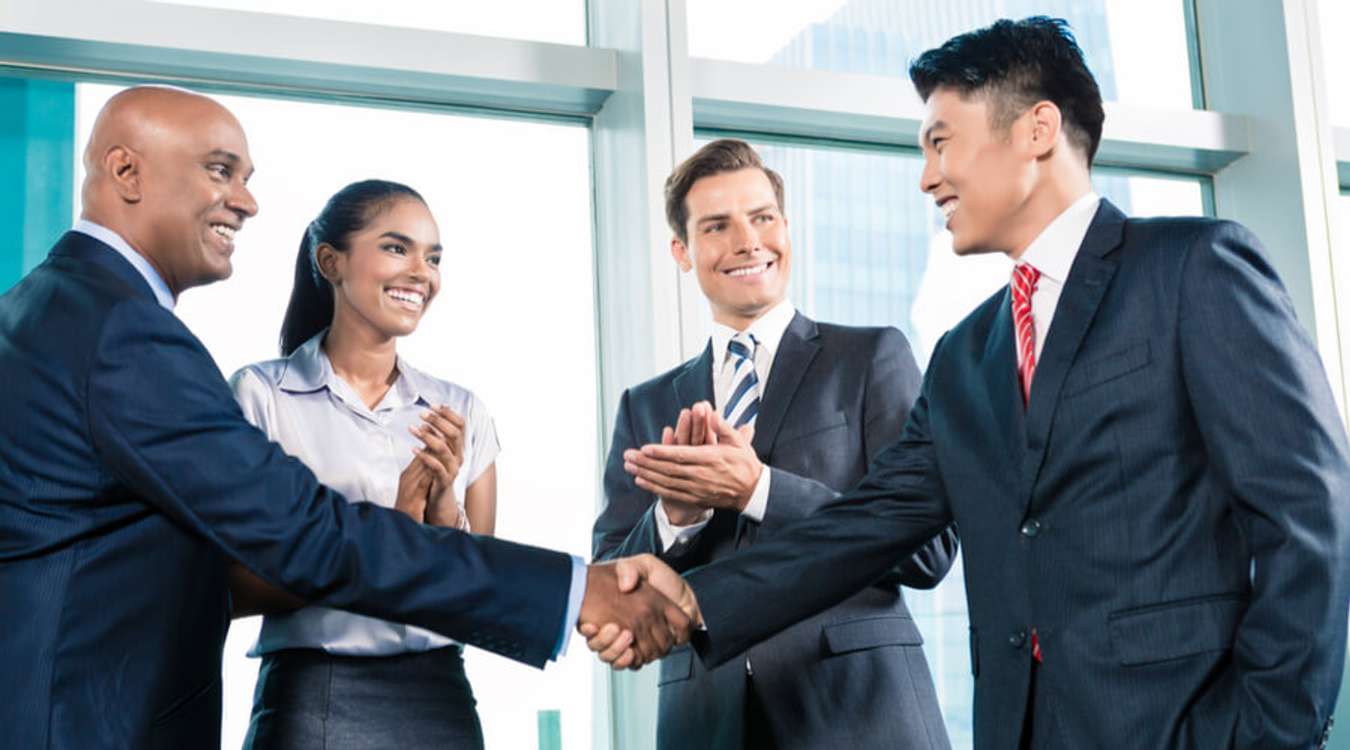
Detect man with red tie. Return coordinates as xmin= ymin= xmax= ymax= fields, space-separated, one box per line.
xmin=614 ymin=16 xmax=1350 ymax=750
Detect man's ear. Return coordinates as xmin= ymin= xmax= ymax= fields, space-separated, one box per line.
xmin=1026 ymin=100 xmax=1063 ymax=159
xmin=105 ymin=145 xmax=143 ymax=203
xmin=315 ymin=243 xmax=343 ymax=285
xmin=671 ymin=237 xmax=693 ymax=273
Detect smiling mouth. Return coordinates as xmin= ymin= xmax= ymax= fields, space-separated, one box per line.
xmin=209 ymin=223 xmax=237 ymax=242
xmin=386 ymin=287 xmax=426 ymax=309
xmin=724 ymin=261 xmax=774 ymax=278
xmin=940 ymin=199 xmax=959 ymax=222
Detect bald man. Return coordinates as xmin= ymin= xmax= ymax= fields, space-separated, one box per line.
xmin=0 ymin=86 xmax=690 ymax=749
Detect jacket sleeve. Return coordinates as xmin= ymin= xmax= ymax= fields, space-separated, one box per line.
xmin=863 ymin=327 xmax=959 ymax=590
xmin=85 ymin=301 xmax=574 ymax=668
xmin=687 ymin=360 xmax=955 ymax=668
xmin=592 ymin=388 xmax=718 ymax=570
xmin=1175 ymin=222 xmax=1350 ymax=749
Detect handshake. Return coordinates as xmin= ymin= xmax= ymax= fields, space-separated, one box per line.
xmin=578 ymin=555 xmax=701 ymax=669
xmin=576 ymin=402 xmax=753 ymax=669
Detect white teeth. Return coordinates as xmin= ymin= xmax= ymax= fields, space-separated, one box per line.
xmin=386 ymin=289 xmax=425 ymax=307
xmin=211 ymin=224 xmax=236 ymax=240
xmin=940 ymin=200 xmax=959 ymax=220
xmin=727 ymin=263 xmax=769 ymax=278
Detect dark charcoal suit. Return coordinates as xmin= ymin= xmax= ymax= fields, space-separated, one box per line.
xmin=685 ymin=202 xmax=1350 ymax=749
xmin=0 ymin=232 xmax=574 ymax=748
xmin=595 ymin=311 xmax=959 ymax=749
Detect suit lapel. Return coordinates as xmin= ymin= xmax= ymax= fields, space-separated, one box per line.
xmin=672 ymin=342 xmax=715 ymax=411
xmin=982 ymin=287 xmax=1028 ymax=477
xmin=752 ymin=312 xmax=821 ymax=458
xmin=1020 ymin=200 xmax=1126 ymax=499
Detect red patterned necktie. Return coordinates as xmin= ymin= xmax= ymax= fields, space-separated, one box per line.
xmin=1012 ymin=262 xmax=1045 ymax=664
xmin=1011 ymin=263 xmax=1041 ymax=405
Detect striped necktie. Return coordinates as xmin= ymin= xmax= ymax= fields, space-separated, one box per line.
xmin=723 ymin=332 xmax=760 ymax=428
xmin=1012 ymin=263 xmax=1041 ymax=406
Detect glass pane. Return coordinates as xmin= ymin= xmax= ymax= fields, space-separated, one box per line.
xmin=154 ymin=0 xmax=585 ymax=46
xmin=687 ymin=0 xmax=1197 ymax=110
xmin=1317 ymin=0 xmax=1350 ymax=127
xmin=75 ymin=84 xmax=597 ymax=750
xmin=696 ymin=135 xmax=1205 ymax=748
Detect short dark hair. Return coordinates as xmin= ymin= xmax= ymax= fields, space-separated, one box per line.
xmin=664 ymin=139 xmax=785 ymax=244
xmin=279 ymin=179 xmax=425 ymax=356
xmin=909 ymin=16 xmax=1105 ymax=165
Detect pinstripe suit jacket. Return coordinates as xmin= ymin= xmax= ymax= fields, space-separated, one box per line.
xmin=686 ymin=201 xmax=1350 ymax=749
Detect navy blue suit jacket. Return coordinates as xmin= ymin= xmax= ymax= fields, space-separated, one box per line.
xmin=595 ymin=313 xmax=957 ymax=749
xmin=686 ymin=202 xmax=1350 ymax=749
xmin=0 ymin=232 xmax=573 ymax=749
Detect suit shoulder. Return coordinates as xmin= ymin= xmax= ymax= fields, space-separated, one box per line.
xmin=814 ymin=321 xmax=914 ymax=357
xmin=623 ymin=355 xmax=701 ymax=405
xmin=1122 ymin=215 xmax=1255 ymax=254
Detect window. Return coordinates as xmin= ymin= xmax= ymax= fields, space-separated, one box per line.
xmin=74 ymin=83 xmax=598 ymax=750
xmin=154 ymin=0 xmax=586 ymax=45
xmin=686 ymin=0 xmax=1199 ymax=110
xmin=1317 ymin=0 xmax=1350 ymax=127
xmin=703 ymin=134 xmax=1205 ymax=748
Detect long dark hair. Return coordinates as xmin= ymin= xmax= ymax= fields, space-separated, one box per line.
xmin=279 ymin=179 xmax=425 ymax=356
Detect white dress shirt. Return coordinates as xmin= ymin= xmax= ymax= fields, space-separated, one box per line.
xmin=231 ymin=330 xmax=500 ymax=656
xmin=1015 ymin=192 xmax=1101 ymax=366
xmin=654 ymin=299 xmax=797 ymax=551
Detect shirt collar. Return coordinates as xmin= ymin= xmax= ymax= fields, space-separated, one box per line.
xmin=279 ymin=328 xmax=427 ymax=409
xmin=72 ymin=219 xmax=176 ymax=310
xmin=711 ymin=298 xmax=795 ymax=366
xmin=1017 ymin=192 xmax=1100 ymax=284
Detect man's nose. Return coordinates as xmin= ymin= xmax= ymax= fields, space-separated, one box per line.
xmin=229 ymin=183 xmax=259 ymax=219
xmin=919 ymin=156 xmax=941 ymax=195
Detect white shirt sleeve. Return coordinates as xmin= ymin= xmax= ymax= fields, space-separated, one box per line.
xmin=739 ymin=465 xmax=771 ymax=522
xmin=229 ymin=366 xmax=276 ymax=438
xmin=653 ymin=500 xmax=714 ymax=552
xmin=463 ymin=393 xmax=500 ymax=486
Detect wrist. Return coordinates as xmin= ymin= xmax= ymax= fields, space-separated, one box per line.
xmin=661 ymin=498 xmax=706 ymax=526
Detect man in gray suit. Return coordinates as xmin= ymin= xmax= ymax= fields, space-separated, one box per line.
xmin=604 ymin=18 xmax=1350 ymax=750
xmin=593 ymin=139 xmax=959 ymax=750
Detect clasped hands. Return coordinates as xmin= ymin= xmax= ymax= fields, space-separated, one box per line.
xmin=624 ymin=400 xmax=763 ymax=523
xmin=395 ymin=405 xmax=467 ymax=529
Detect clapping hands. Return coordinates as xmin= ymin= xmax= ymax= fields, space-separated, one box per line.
xmin=395 ymin=405 xmax=468 ymax=529
xmin=623 ymin=401 xmax=763 ymax=517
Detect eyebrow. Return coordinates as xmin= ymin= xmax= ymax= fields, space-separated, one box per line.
xmin=380 ymin=231 xmax=443 ymax=253
xmin=695 ymin=203 xmax=778 ymax=226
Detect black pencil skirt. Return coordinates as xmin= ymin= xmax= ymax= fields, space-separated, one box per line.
xmin=243 ymin=646 xmax=485 ymax=749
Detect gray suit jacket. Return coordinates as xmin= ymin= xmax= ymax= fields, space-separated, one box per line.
xmin=594 ymin=312 xmax=959 ymax=750
xmin=685 ymin=202 xmax=1350 ymax=750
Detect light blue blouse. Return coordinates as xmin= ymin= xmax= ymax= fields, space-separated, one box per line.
xmin=230 ymin=330 xmax=499 ymax=656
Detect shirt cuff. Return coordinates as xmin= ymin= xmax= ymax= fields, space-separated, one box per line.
xmin=654 ymin=499 xmax=713 ymax=552
xmin=739 ymin=466 xmax=770 ymax=522
xmin=553 ymin=554 xmax=588 ymax=660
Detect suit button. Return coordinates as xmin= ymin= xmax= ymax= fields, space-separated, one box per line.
xmin=1021 ymin=519 xmax=1041 ymax=537
xmin=1009 ymin=629 xmax=1027 ymax=649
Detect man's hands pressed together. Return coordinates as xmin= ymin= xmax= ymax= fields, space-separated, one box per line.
xmin=623 ymin=401 xmax=763 ymax=517
xmin=579 ymin=555 xmax=701 ymax=669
